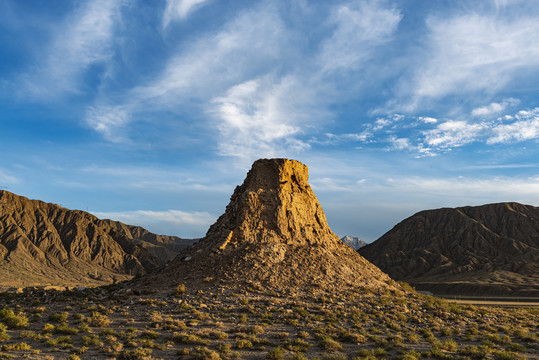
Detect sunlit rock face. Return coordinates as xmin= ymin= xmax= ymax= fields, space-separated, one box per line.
xmin=155 ymin=158 xmax=396 ymax=293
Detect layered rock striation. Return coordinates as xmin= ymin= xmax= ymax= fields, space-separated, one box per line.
xmin=103 ymin=220 xmax=197 ymax=263
xmin=152 ymin=158 xmax=395 ymax=293
xmin=359 ymin=202 xmax=539 ymax=296
xmin=0 ymin=190 xmax=192 ymax=288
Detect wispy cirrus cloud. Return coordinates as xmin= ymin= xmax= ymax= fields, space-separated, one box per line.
xmin=421 ymin=14 xmax=539 ymax=97
xmin=208 ymin=1 xmax=402 ymax=163
xmin=87 ymin=1 xmax=403 ymax=162
xmin=18 ymin=0 xmax=122 ymax=99
xmin=317 ymin=172 xmax=539 ymax=203
xmin=310 ymin=177 xmax=361 ymax=192
xmin=85 ymin=105 xmax=130 ymax=143
xmin=381 ymin=175 xmax=539 ymax=203
xmin=81 ymin=164 xmax=231 ymax=193
xmin=93 ymin=209 xmax=214 ymax=226
xmin=137 ymin=5 xmax=286 ymax=101
xmin=315 ymin=132 xmax=372 ymax=146
xmin=210 ymin=75 xmax=313 ymax=162
xmin=92 ymin=209 xmax=215 ymax=237
xmin=86 ymin=4 xmax=288 ymax=143
xmin=0 ymin=168 xmax=19 ymax=186
xmin=162 ymin=0 xmax=209 ymax=27
xmin=389 ymin=8 xmax=539 ymax=112
xmin=317 ymin=1 xmax=401 ymax=73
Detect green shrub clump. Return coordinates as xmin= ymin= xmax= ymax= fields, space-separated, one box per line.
xmin=315 ymin=334 xmax=343 ymax=351
xmin=89 ymin=312 xmax=111 ymax=327
xmin=0 ymin=307 xmax=29 ymax=329
xmin=175 ymin=284 xmax=186 ymax=297
xmin=48 ymin=312 xmax=69 ymax=323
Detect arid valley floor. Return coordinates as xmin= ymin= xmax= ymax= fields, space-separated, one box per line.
xmin=0 ymin=283 xmax=537 ymax=359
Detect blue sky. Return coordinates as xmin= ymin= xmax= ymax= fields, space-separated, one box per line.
xmin=2 ymin=0 xmax=539 ymax=242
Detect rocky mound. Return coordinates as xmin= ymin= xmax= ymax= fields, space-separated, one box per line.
xmin=341 ymin=236 xmax=366 ymax=250
xmin=147 ymin=158 xmax=395 ymax=294
xmin=0 ymin=190 xmax=193 ymax=289
xmin=359 ymin=203 xmax=539 ymax=296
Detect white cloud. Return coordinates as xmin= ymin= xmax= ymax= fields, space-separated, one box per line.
xmin=389 ymin=136 xmax=411 ymax=150
xmin=423 ymin=120 xmax=484 ymax=148
xmin=518 ymin=110 xmax=534 ymax=117
xmin=92 ymin=209 xmax=216 ymax=237
xmin=383 ymin=175 xmax=539 ymax=202
xmin=86 ymin=1 xmax=404 ymax=158
xmin=343 ymin=133 xmax=371 ymax=142
xmin=472 ymin=102 xmax=504 ymax=117
xmin=370 ymin=107 xmax=539 ymax=153
xmin=210 ymin=76 xmax=313 ymax=162
xmin=192 ymin=1 xmax=400 ymax=161
xmin=318 ymin=1 xmax=401 ymax=73
xmin=421 ymin=14 xmax=539 ymax=97
xmin=310 ymin=177 xmax=359 ymax=192
xmin=85 ymin=105 xmax=130 ymax=142
xmin=322 ymin=132 xmax=372 ymax=144
xmin=415 ymin=144 xmax=436 ymax=157
xmin=465 ymin=164 xmax=537 ymax=170
xmin=162 ymin=0 xmax=209 ymax=27
xmin=81 ymin=165 xmax=231 ymax=193
xmin=373 ymin=114 xmax=404 ymax=131
xmin=346 ymin=174 xmax=539 ymax=210
xmin=81 ymin=1 xmax=402 ymax=163
xmin=391 ymin=10 xmax=539 ymax=111
xmin=374 ymin=118 xmax=392 ymax=130
xmin=0 ymin=168 xmax=19 ymax=185
xmin=87 ymin=5 xmax=287 ymax=141
xmin=366 ymin=106 xmax=539 ymax=154
xmin=488 ymin=108 xmax=539 ymax=144
xmin=19 ymin=0 xmax=121 ymax=99
xmin=140 ymin=6 xmax=286 ymax=102
xmin=418 ymin=116 xmax=438 ymax=124
xmin=94 ymin=209 xmax=214 ymax=226
xmin=471 ymin=98 xmax=519 ymax=117
xmin=353 ymin=106 xmax=539 ymax=155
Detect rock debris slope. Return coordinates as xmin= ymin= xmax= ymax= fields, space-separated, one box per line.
xmin=359 ymin=203 xmax=539 ymax=296
xmin=151 ymin=158 xmax=395 ymax=293
xmin=0 ymin=190 xmax=193 ymax=289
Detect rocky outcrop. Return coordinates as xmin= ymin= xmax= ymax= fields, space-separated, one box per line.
xmin=359 ymin=203 xmax=539 ymax=296
xmin=0 ymin=190 xmax=191 ymax=288
xmin=341 ymin=236 xmax=366 ymax=250
xmin=150 ymin=158 xmax=396 ymax=294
